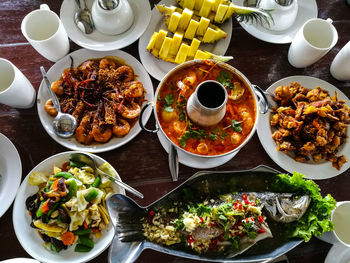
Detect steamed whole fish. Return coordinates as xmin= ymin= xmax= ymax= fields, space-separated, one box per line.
xmin=112 ymin=191 xmax=310 ymax=257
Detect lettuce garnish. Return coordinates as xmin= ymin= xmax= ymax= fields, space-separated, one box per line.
xmin=272 ymin=172 xmax=336 ymax=242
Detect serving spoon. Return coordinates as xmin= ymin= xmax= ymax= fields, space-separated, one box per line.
xmin=40 ymin=66 xmax=77 ymax=138
xmin=74 ymin=0 xmax=95 ymax=34
xmin=70 ymin=153 xmax=144 ymax=199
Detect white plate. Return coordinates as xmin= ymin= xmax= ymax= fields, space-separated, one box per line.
xmin=60 ymin=0 xmax=151 ymax=51
xmin=37 ymin=48 xmax=153 ymax=153
xmin=138 ymin=0 xmax=233 ymax=81
xmin=0 ymin=259 xmax=39 ymax=263
xmin=0 ymin=133 xmax=22 ymax=218
xmin=325 ymin=243 xmax=350 ymax=263
xmin=234 ymin=0 xmax=317 ymax=44
xmin=157 ymin=131 xmax=238 ymax=169
xmin=13 ymin=151 xmax=125 ymax=263
xmin=257 ymin=76 xmax=350 ymax=179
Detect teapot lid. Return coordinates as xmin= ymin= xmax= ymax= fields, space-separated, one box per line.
xmin=98 ymin=0 xmax=119 ymax=10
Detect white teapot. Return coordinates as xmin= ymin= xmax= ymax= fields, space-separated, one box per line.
xmin=91 ymin=0 xmax=134 ymax=35
xmin=258 ymin=0 xmax=298 ymax=31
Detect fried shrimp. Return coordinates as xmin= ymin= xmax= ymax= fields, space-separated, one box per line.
xmin=116 ymin=65 xmax=134 ymax=82
xmin=44 ymin=99 xmax=58 ymax=117
xmin=113 ymin=119 xmax=130 ymax=137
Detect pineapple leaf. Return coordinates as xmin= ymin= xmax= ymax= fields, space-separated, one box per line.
xmin=232 ymin=4 xmax=274 ymax=27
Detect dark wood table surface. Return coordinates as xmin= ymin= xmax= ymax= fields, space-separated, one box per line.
xmin=1 ymin=0 xmax=350 ymax=262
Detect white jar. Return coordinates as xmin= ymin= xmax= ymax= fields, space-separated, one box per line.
xmin=330 ymin=41 xmax=350 ymax=81
xmin=91 ymin=0 xmax=134 ymax=35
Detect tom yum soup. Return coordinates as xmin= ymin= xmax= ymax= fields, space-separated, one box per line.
xmin=156 ymin=61 xmax=256 ymax=156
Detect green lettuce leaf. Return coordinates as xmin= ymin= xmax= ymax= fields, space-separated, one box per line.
xmin=271 ymin=172 xmax=336 ymax=242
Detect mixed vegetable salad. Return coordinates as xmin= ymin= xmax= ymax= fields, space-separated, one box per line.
xmin=25 ymin=158 xmax=116 ymax=253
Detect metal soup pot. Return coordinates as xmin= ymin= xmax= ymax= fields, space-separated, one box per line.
xmin=139 ymin=60 xmax=269 ymax=159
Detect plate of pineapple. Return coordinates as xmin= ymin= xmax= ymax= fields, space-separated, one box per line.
xmin=139 ymin=0 xmax=235 ymax=81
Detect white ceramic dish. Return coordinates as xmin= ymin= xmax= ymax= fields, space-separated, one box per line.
xmin=0 ymin=259 xmax=39 ymax=263
xmin=0 ymin=133 xmax=22 ymax=218
xmin=138 ymin=0 xmax=232 ymax=81
xmin=157 ymin=131 xmax=238 ymax=169
xmin=233 ymin=0 xmax=317 ymax=44
xmin=60 ymin=0 xmax=151 ymax=51
xmin=13 ymin=151 xmax=125 ymax=263
xmin=257 ymin=75 xmax=350 ymax=179
xmin=37 ymin=48 xmax=153 ymax=153
xmin=325 ymin=243 xmax=350 ymax=263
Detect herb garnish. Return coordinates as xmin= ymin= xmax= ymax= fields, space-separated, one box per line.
xmin=217 ymin=70 xmax=234 ymax=89
xmin=231 ymin=119 xmax=242 ymax=132
xmin=163 ymin=94 xmax=175 ymax=112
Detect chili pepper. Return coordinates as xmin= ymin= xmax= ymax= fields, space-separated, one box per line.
xmin=257 ymin=229 xmax=266 ymax=234
xmin=258 ymin=216 xmax=264 ymax=224
xmin=244 ymin=200 xmax=250 ymax=205
xmin=238 ymin=204 xmax=242 ymax=211
xmin=199 ymin=217 xmax=204 ymax=224
xmin=242 ymin=194 xmax=247 ymax=200
xmin=147 ymin=210 xmax=155 ymax=224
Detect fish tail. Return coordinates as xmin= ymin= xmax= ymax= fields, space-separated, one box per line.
xmin=107 ymin=194 xmax=146 ymax=242
xmin=109 ymin=237 xmax=144 ymax=263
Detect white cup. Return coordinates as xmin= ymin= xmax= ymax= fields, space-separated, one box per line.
xmin=0 ymin=58 xmax=36 ymax=109
xmin=21 ymin=4 xmax=69 ymax=62
xmin=330 ymin=41 xmax=350 ymax=81
xmin=318 ymin=201 xmax=350 ymax=247
xmin=288 ymin=18 xmax=338 ymax=68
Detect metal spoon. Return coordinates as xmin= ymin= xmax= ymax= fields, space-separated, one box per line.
xmin=168 ymin=144 xmax=179 ymax=182
xmin=74 ymin=0 xmax=95 ymax=34
xmin=70 ymin=152 xmax=144 ymax=199
xmin=40 ymin=66 xmax=77 ymax=138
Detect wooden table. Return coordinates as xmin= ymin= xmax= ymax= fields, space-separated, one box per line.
xmin=1 ymin=0 xmax=349 ymax=262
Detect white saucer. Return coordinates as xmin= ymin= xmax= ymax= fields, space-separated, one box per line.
xmin=157 ymin=131 xmax=238 ymax=169
xmin=257 ymin=76 xmax=350 ymax=180
xmin=0 ymin=259 xmax=39 ymax=263
xmin=138 ymin=0 xmax=232 ymax=81
xmin=325 ymin=243 xmax=350 ymax=263
xmin=233 ymin=0 xmax=317 ymax=44
xmin=0 ymin=133 xmax=22 ymax=218
xmin=60 ymin=0 xmax=151 ymax=51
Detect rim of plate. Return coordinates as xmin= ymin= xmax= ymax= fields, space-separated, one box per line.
xmin=12 ymin=151 xmax=125 ymax=263
xmin=36 ymin=48 xmax=154 ymax=153
xmin=60 ymin=0 xmax=151 ymax=51
xmin=257 ymin=75 xmax=350 ymax=179
xmin=0 ymin=133 xmax=22 ymax=218
xmin=235 ymin=0 xmax=317 ymax=44
xmin=138 ymin=0 xmax=233 ymax=81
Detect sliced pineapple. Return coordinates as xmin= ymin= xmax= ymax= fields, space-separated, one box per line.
xmin=146 ymin=30 xmax=233 ymax=64
xmin=157 ymin=5 xmax=227 ymax=43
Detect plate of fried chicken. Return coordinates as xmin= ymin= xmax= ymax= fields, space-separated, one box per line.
xmin=37 ymin=48 xmax=154 ymax=153
xmin=257 ymin=75 xmax=350 ymax=179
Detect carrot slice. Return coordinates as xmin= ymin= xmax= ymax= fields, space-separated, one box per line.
xmin=62 ymin=231 xmax=75 ymax=246
xmin=41 ymin=200 xmax=50 ymax=214
xmin=52 ymin=179 xmax=59 ymax=192
xmin=83 ymin=221 xmax=88 ymax=229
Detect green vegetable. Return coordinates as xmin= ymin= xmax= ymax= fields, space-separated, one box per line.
xmin=36 ymin=201 xmax=46 ymax=218
xmin=47 ymin=202 xmax=61 ymax=218
xmin=50 ymin=242 xmax=63 ymax=253
xmin=179 ymin=128 xmax=207 ymax=147
xmin=216 ymin=70 xmax=234 ymax=89
xmin=92 ymin=175 xmax=101 ymax=188
xmin=163 ymin=94 xmax=175 ymax=112
xmin=231 ymin=119 xmax=242 ymax=132
xmin=272 ymin=172 xmax=336 ymax=242
xmin=79 ymin=236 xmax=94 ymax=248
xmin=243 ymin=222 xmax=257 ymax=239
xmin=75 ymin=244 xmax=93 ymax=252
xmin=54 ymin=172 xmax=74 ymax=179
xmin=73 ymin=228 xmax=92 ymax=236
xmin=163 ymin=106 xmax=174 ymax=112
xmin=85 ymin=189 xmax=99 ymax=202
xmin=70 ymin=160 xmax=85 ymax=168
xmin=67 ymin=180 xmax=78 ymax=200
xmin=209 ymin=133 xmax=217 ymax=140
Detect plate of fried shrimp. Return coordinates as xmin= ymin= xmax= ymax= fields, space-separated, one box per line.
xmin=37 ymin=48 xmax=154 ymax=153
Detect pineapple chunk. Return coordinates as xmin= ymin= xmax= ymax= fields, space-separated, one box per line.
xmin=199 ymin=0 xmax=214 ymax=18
xmin=194 ymin=0 xmax=204 ymax=10
xmin=188 ymin=38 xmax=201 ymax=58
xmin=223 ymin=3 xmax=236 ymax=21
xmin=183 ymin=0 xmax=195 ymax=10
xmin=197 ymin=17 xmax=210 ymax=36
xmin=194 ymin=50 xmax=212 ymax=60
xmin=156 ymin=5 xmax=177 ymax=16
xmin=154 ymin=29 xmax=167 ymax=50
xmin=175 ymin=44 xmax=190 ymax=64
xmin=178 ymin=8 xmax=193 ymax=30
xmin=215 ymin=4 xmax=229 ymax=23
xmin=202 ymin=27 xmax=217 ymax=43
xmin=169 ymin=33 xmax=183 ymax=56
xmin=184 ymin=20 xmax=199 ymax=40
xmin=168 ymin=12 xmax=182 ymax=32
xmin=159 ymin=37 xmax=173 ymax=60
xmin=146 ymin=32 xmax=157 ymax=51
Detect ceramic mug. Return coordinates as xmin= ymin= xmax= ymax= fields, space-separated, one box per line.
xmin=21 ymin=4 xmax=69 ymax=62
xmin=330 ymin=41 xmax=350 ymax=81
xmin=318 ymin=201 xmax=350 ymax=247
xmin=0 ymin=58 xmax=36 ymax=108
xmin=288 ymin=18 xmax=338 ymax=68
